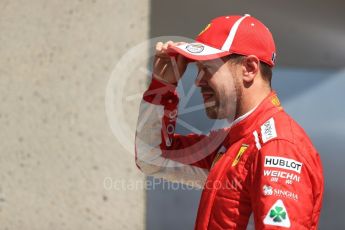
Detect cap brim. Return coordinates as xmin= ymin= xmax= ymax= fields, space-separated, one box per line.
xmin=167 ymin=42 xmax=231 ymax=61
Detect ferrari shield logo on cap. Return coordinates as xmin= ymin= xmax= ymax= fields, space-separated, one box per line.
xmin=198 ymin=23 xmax=211 ymax=36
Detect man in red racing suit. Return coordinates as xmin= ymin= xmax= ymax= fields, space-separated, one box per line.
xmin=135 ymin=14 xmax=324 ymax=229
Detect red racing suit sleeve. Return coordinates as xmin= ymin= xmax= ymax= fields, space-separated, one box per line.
xmin=250 ymin=139 xmax=324 ymax=229
xmin=135 ymin=77 xmax=222 ymax=188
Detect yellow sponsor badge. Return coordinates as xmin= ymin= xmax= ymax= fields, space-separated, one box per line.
xmin=211 ymin=153 xmax=222 ymax=169
xmin=271 ymin=95 xmax=283 ymax=110
xmin=231 ymin=144 xmax=249 ymax=167
xmin=211 ymin=146 xmax=227 ymax=169
xmin=198 ymin=23 xmax=211 ymax=36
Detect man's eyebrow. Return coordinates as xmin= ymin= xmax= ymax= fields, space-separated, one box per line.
xmin=196 ymin=62 xmax=203 ymax=69
xmin=196 ymin=62 xmax=211 ymax=68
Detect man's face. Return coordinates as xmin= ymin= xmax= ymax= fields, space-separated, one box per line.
xmin=195 ymin=58 xmax=241 ymax=120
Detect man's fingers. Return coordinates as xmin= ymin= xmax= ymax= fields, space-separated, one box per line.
xmin=155 ymin=41 xmax=174 ymax=58
xmin=155 ymin=42 xmax=164 ymax=55
xmin=155 ymin=42 xmax=163 ymax=49
xmin=155 ymin=41 xmax=188 ymax=57
xmin=162 ymin=41 xmax=174 ymax=51
xmin=172 ymin=41 xmax=187 ymax=47
xmin=153 ymin=41 xmax=189 ymax=84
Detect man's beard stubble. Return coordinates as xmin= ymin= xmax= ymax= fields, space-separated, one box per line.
xmin=233 ymin=75 xmax=243 ymax=120
xmin=204 ymin=76 xmax=242 ymax=120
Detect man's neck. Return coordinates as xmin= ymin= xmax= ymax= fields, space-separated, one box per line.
xmin=235 ymin=86 xmax=272 ymax=119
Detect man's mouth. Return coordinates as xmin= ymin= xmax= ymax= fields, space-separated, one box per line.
xmin=201 ymin=88 xmax=214 ymax=101
xmin=202 ymin=93 xmax=214 ymax=101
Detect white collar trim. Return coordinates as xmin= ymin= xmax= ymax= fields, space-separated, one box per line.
xmin=231 ymin=104 xmax=259 ymax=126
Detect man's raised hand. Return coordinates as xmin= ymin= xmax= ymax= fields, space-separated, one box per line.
xmin=153 ymin=41 xmax=189 ymax=84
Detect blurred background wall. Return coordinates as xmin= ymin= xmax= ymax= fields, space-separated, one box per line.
xmin=0 ymin=0 xmax=148 ymax=229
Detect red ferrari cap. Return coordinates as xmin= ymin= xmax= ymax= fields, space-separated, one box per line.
xmin=168 ymin=14 xmax=277 ymax=67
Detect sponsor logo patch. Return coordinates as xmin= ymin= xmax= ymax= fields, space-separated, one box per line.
xmin=264 ymin=170 xmax=300 ymax=183
xmin=271 ymin=96 xmax=281 ymax=107
xmin=231 ymin=144 xmax=249 ymax=167
xmin=261 ymin=118 xmax=277 ymax=143
xmin=263 ymin=185 xmax=273 ymax=195
xmin=263 ymin=185 xmax=298 ymax=200
xmin=210 ymin=146 xmax=227 ymax=169
xmin=186 ymin=43 xmax=205 ymax=53
xmin=263 ymin=199 xmax=291 ymax=227
xmin=198 ymin=23 xmax=211 ymax=36
xmin=265 ymin=156 xmax=303 ymax=174
xmin=272 ymin=52 xmax=277 ymax=63
xmin=164 ymin=109 xmax=178 ymax=147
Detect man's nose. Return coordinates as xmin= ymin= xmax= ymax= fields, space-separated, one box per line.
xmin=195 ymin=70 xmax=207 ymax=87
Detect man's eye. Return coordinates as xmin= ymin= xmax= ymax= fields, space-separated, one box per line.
xmin=197 ymin=64 xmax=212 ymax=74
xmin=205 ymin=66 xmax=214 ymax=73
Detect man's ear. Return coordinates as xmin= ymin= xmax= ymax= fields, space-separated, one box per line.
xmin=241 ymin=55 xmax=260 ymax=83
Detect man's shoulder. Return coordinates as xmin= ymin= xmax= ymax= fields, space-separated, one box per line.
xmin=257 ymin=110 xmax=307 ymax=138
xmin=255 ymin=111 xmax=319 ymax=160
xmin=273 ymin=111 xmax=314 ymax=145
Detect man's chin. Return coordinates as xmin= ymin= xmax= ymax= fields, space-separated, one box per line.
xmin=205 ymin=108 xmax=222 ymax=119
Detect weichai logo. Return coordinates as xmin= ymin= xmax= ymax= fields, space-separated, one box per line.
xmin=263 ymin=170 xmax=300 ymax=182
xmin=264 ymin=156 xmax=303 ymax=174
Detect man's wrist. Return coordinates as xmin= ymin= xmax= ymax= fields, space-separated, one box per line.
xmin=152 ymin=74 xmax=178 ymax=87
xmin=143 ymin=76 xmax=179 ymax=105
